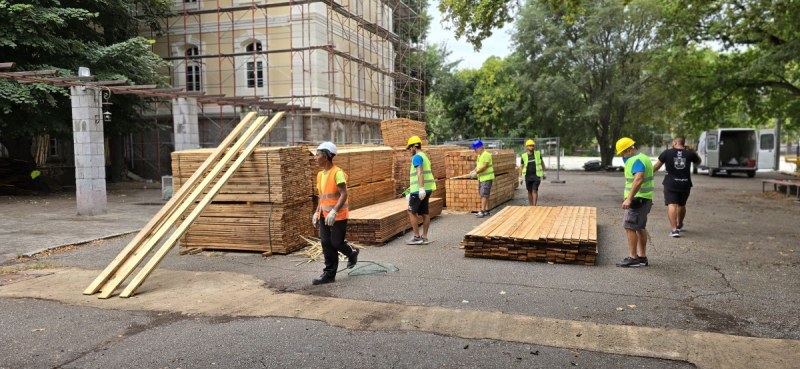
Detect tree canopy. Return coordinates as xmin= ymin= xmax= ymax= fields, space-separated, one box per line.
xmin=0 ymin=0 xmax=170 ymax=160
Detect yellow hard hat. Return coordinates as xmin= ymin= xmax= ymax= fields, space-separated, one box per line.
xmin=525 ymin=139 xmax=535 ymax=146
xmin=615 ymin=137 xmax=635 ymax=155
xmin=407 ymin=136 xmax=422 ymax=147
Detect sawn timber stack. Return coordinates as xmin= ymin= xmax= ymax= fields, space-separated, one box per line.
xmin=306 ymin=146 xmax=395 ymax=211
xmin=172 ymin=146 xmax=315 ymax=254
xmin=461 ymin=206 xmax=598 ymax=265
xmin=347 ymin=197 xmax=444 ymax=244
xmin=380 ymin=118 xmax=428 ymax=147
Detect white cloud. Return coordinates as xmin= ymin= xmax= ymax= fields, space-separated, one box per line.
xmin=426 ymin=4 xmax=514 ymax=70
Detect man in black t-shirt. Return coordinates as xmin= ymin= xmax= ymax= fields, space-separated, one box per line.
xmin=653 ymin=136 xmax=701 ymax=238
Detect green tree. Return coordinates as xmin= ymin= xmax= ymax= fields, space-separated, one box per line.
xmin=0 ymin=0 xmax=170 ymax=165
xmin=513 ymin=0 xmax=670 ymax=165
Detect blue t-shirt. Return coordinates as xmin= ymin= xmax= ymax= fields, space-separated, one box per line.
xmin=412 ymin=154 xmax=423 ymax=168
xmin=623 ymin=156 xmax=645 ymax=174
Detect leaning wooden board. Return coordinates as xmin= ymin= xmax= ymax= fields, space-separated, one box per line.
xmin=461 ymin=206 xmax=598 ymax=265
xmin=347 ymin=197 xmax=444 ymax=244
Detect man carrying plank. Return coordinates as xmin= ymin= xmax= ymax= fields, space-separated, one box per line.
xmin=615 ymin=137 xmax=654 ymax=268
xmin=405 ymin=136 xmax=436 ymax=245
xmin=469 ymin=140 xmax=495 ymax=217
xmin=312 ymin=142 xmax=359 ymax=284
xmin=520 ymin=139 xmax=546 ymax=206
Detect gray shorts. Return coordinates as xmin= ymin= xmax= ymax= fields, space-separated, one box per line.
xmin=478 ymin=180 xmax=493 ymax=198
xmin=623 ymin=199 xmax=652 ymax=231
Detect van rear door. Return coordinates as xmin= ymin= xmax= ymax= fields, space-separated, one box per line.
xmin=705 ymin=131 xmax=719 ymax=169
xmin=758 ymin=128 xmax=778 ymax=170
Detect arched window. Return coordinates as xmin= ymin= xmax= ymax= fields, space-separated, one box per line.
xmin=246 ymin=42 xmax=263 ymax=88
xmin=185 ymin=47 xmax=201 ymax=91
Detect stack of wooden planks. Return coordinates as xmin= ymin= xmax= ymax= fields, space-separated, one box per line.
xmin=171 ymin=146 xmax=315 ymax=254
xmin=380 ymin=118 xmax=428 ymax=147
xmin=307 ymin=145 xmax=396 ymax=211
xmin=445 ymin=149 xmax=517 ymax=178
xmin=445 ymin=173 xmax=516 ymax=212
xmin=461 ymin=206 xmax=598 ymax=265
xmin=347 ymin=197 xmax=444 ymax=244
xmin=392 ymin=145 xmax=464 ymax=199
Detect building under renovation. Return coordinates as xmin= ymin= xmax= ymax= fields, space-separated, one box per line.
xmin=125 ymin=0 xmax=424 ymax=179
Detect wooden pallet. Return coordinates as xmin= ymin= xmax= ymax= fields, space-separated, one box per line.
xmin=347 ymin=197 xmax=444 ymax=244
xmin=173 ymin=146 xmax=313 ymax=203
xmin=445 ymin=173 xmax=515 ymax=212
xmin=461 ymin=206 xmax=598 ymax=265
xmin=380 ymin=118 xmax=427 ymax=147
xmin=445 ymin=150 xmax=516 ymax=178
xmin=180 ymin=198 xmax=315 ymax=254
xmin=84 ymin=112 xmax=285 ymax=298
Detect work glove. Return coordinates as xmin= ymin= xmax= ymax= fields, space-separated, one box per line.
xmin=418 ymin=188 xmax=427 ymax=200
xmin=325 ymin=210 xmax=337 ymax=226
xmin=469 ymin=170 xmax=477 ymax=178
xmin=312 ymin=212 xmax=319 ymax=227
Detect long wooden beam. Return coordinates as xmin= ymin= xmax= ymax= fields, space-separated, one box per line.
xmin=119 ymin=112 xmax=286 ymax=298
xmin=83 ymin=112 xmax=258 ymax=296
xmin=94 ymin=115 xmax=269 ymax=299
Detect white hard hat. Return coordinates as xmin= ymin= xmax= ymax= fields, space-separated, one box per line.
xmin=316 ymin=141 xmax=337 ymax=155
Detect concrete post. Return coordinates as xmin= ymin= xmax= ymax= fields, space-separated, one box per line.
xmin=70 ymin=86 xmax=107 ymax=215
xmin=172 ymin=97 xmax=200 ymax=151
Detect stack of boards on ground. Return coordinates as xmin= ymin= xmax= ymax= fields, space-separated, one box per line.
xmin=444 ymin=150 xmax=517 ymax=212
xmin=391 ymin=145 xmax=464 ymax=202
xmin=306 ymin=145 xmax=395 ymax=211
xmin=380 ymin=118 xmax=428 ymax=148
xmin=347 ymin=197 xmax=444 ymax=244
xmin=171 ymin=146 xmax=315 ymax=255
xmin=461 ymin=206 xmax=598 ymax=265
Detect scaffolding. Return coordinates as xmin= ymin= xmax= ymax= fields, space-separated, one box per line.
xmin=146 ymin=0 xmax=425 ymax=146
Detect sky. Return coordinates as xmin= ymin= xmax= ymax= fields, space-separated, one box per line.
xmin=426 ymin=4 xmax=515 ymax=70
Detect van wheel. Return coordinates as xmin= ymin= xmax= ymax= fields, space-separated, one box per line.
xmin=708 ymin=169 xmax=717 ymax=177
xmin=747 ymin=171 xmax=756 ymax=178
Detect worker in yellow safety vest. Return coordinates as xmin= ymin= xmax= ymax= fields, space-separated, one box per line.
xmin=520 ymin=139 xmax=546 ymax=206
xmin=615 ymin=137 xmax=654 ymax=268
xmin=405 ymin=136 xmax=436 ymax=245
xmin=312 ymin=142 xmax=358 ymax=284
xmin=469 ymin=140 xmax=494 ymax=217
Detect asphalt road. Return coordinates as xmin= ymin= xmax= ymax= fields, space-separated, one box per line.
xmin=1 ymin=170 xmax=798 ymax=368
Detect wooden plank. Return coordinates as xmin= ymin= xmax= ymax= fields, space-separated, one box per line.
xmin=95 ymin=115 xmax=270 ymax=299
xmin=119 ymin=113 xmax=286 ymax=298
xmin=83 ymin=112 xmax=258 ymax=295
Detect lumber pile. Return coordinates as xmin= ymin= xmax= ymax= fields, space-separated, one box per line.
xmin=172 ymin=146 xmax=315 ymax=254
xmin=461 ymin=206 xmax=598 ymax=265
xmin=173 ymin=147 xmax=313 ymax=203
xmin=445 ymin=173 xmax=515 ymax=212
xmin=307 ymin=145 xmax=396 ymax=210
xmin=347 ymin=197 xmax=444 ymax=244
xmin=380 ymin=118 xmax=427 ymax=147
xmin=445 ymin=149 xmax=517 ymax=178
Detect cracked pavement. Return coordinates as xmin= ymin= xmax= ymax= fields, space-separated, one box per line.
xmin=1 ymin=171 xmax=798 ymax=368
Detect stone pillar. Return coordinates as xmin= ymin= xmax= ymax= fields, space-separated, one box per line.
xmin=70 ymin=86 xmax=107 ymax=215
xmin=172 ymin=97 xmax=199 ymax=151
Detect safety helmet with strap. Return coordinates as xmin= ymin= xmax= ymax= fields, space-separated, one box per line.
xmin=407 ymin=136 xmax=422 ymax=148
xmin=615 ymin=137 xmax=635 ymax=155
xmin=525 ymin=139 xmax=535 ymax=147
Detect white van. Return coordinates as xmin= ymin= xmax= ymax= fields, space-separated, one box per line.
xmin=697 ymin=128 xmax=777 ymax=177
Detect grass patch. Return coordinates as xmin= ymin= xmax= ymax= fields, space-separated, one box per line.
xmin=0 ymin=262 xmax=58 ymax=275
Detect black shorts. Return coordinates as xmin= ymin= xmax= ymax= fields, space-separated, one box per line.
xmin=408 ymin=194 xmax=430 ymax=215
xmin=664 ymin=189 xmax=691 ymax=206
xmin=525 ymin=177 xmax=541 ymax=192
